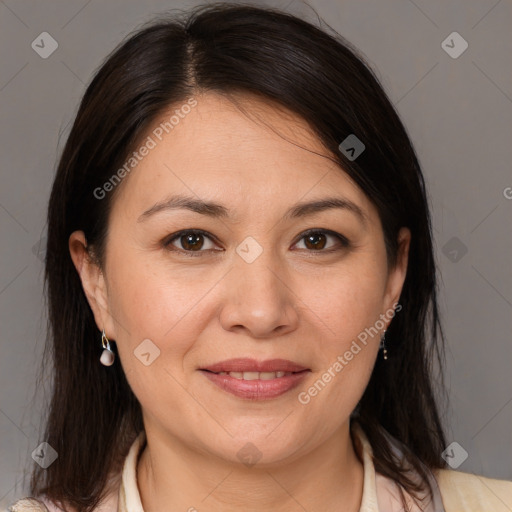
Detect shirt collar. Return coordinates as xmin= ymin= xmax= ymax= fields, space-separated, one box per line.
xmin=116 ymin=423 xmax=436 ymax=512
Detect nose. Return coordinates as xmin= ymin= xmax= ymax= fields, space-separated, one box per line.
xmin=218 ymin=246 xmax=300 ymax=339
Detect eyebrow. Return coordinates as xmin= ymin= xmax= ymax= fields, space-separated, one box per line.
xmin=137 ymin=194 xmax=368 ymax=226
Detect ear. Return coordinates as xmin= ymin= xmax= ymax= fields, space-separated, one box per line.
xmin=382 ymin=227 xmax=411 ymax=317
xmin=68 ymin=230 xmax=117 ymax=340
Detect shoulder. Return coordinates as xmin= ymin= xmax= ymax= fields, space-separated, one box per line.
xmin=4 ymin=489 xmax=118 ymax=512
xmin=435 ymin=468 xmax=512 ymax=511
xmin=4 ymin=468 xmax=122 ymax=512
xmin=2 ymin=496 xmax=75 ymax=512
xmin=2 ymin=497 xmax=51 ymax=512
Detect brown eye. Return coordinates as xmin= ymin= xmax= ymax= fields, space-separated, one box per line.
xmin=180 ymin=232 xmax=204 ymax=251
xmin=165 ymin=230 xmax=218 ymax=254
xmin=294 ymin=229 xmax=350 ymax=252
xmin=304 ymin=232 xmax=327 ymax=250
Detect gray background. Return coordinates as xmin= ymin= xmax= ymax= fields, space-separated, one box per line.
xmin=1 ymin=0 xmax=511 ymax=506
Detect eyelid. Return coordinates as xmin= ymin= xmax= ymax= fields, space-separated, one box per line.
xmin=292 ymin=228 xmax=350 ymax=250
xmin=163 ymin=228 xmax=350 ymax=255
xmin=163 ymin=229 xmax=220 ymax=256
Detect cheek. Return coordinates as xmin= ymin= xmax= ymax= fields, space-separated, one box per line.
xmin=106 ymin=254 xmax=205 ymax=418
xmin=302 ymin=260 xmax=388 ymax=349
xmin=295 ymin=271 xmax=384 ymax=424
xmin=105 ymin=249 xmax=205 ymax=367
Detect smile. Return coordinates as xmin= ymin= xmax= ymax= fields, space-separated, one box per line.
xmin=200 ymin=368 xmax=310 ymax=400
xmin=211 ymin=370 xmax=295 ymax=380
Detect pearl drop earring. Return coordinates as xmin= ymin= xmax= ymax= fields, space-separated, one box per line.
xmin=100 ymin=329 xmax=115 ymax=366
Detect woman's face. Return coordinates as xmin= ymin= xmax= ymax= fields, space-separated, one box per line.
xmin=71 ymin=92 xmax=409 ymax=465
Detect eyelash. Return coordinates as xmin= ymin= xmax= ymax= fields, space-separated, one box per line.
xmin=162 ymin=228 xmax=350 ymax=257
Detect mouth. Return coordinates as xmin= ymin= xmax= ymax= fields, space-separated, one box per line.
xmin=201 ymin=369 xmax=307 ymax=380
xmin=199 ymin=358 xmax=311 ymax=400
xmin=200 ymin=357 xmax=309 ymax=374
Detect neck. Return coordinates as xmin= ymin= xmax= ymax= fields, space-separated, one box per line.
xmin=137 ymin=421 xmax=364 ymax=512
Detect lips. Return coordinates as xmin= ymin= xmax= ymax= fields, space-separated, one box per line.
xmin=201 ymin=358 xmax=309 ymax=374
xmin=201 ymin=368 xmax=309 ymax=399
xmin=199 ymin=358 xmax=310 ymax=400
xmin=201 ymin=370 xmax=309 ymax=398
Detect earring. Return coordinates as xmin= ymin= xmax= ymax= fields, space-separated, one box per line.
xmin=379 ymin=329 xmax=388 ymax=360
xmin=100 ymin=329 xmax=115 ymax=366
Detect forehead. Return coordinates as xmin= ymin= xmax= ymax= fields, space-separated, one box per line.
xmin=110 ymin=92 xmax=375 ymax=222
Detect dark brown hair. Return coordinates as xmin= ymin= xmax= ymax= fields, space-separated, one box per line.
xmin=29 ymin=3 xmax=448 ymax=511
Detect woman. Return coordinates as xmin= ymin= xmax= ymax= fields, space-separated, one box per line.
xmin=6 ymin=3 xmax=512 ymax=512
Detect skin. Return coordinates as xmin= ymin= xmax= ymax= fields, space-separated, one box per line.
xmin=69 ymin=92 xmax=410 ymax=512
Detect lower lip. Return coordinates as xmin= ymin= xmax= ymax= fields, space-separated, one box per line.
xmin=200 ymin=370 xmax=310 ymax=400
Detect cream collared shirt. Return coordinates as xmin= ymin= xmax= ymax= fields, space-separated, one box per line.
xmin=116 ymin=424 xmax=442 ymax=512
xmin=7 ymin=424 xmax=512 ymax=512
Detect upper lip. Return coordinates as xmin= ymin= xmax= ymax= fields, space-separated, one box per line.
xmin=201 ymin=358 xmax=309 ymax=373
